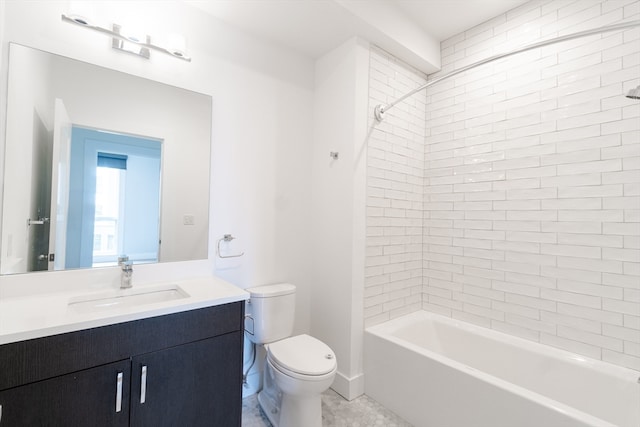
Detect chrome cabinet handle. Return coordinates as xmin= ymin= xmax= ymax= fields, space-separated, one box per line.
xmin=140 ymin=365 xmax=147 ymax=404
xmin=115 ymin=372 xmax=123 ymax=413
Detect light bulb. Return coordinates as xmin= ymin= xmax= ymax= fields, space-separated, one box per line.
xmin=68 ymin=0 xmax=95 ymax=25
xmin=167 ymin=33 xmax=187 ymax=57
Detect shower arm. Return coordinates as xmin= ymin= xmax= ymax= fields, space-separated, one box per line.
xmin=374 ymin=20 xmax=640 ymax=121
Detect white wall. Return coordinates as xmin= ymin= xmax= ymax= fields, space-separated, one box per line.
xmin=1 ymin=45 xmax=54 ymax=273
xmin=421 ymin=0 xmax=639 ymax=370
xmin=0 ymin=0 xmax=5 ymax=228
xmin=333 ymin=0 xmax=441 ymax=74
xmin=0 ymin=0 xmax=314 ymax=341
xmin=310 ymin=37 xmax=369 ymax=400
xmin=365 ymin=47 xmax=428 ymax=327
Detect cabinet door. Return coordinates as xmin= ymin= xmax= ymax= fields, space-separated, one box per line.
xmin=0 ymin=359 xmax=131 ymax=427
xmin=130 ymin=332 xmax=243 ymax=427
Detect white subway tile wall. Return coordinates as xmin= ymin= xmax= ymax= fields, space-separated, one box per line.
xmin=366 ymin=46 xmax=427 ymax=327
xmin=366 ymin=0 xmax=640 ymax=371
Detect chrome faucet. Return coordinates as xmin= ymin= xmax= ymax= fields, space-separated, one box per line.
xmin=120 ymin=261 xmax=133 ymax=289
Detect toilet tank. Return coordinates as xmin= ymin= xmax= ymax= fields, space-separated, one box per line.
xmin=245 ymin=283 xmax=296 ymax=344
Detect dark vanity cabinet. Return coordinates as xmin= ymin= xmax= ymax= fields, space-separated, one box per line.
xmin=129 ymin=333 xmax=243 ymax=426
xmin=0 ymin=360 xmax=132 ymax=426
xmin=0 ymin=302 xmax=244 ymax=427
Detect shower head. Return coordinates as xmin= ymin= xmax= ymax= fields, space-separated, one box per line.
xmin=626 ymin=86 xmax=640 ymax=100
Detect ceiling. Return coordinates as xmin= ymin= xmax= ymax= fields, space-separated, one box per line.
xmin=185 ymin=0 xmax=361 ymax=59
xmin=393 ymin=0 xmax=530 ymax=40
xmin=186 ymin=0 xmax=529 ymax=68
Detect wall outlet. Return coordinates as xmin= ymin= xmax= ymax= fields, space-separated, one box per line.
xmin=183 ymin=214 xmax=195 ymax=225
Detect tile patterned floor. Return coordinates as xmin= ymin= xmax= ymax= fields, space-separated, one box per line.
xmin=242 ymin=389 xmax=413 ymax=427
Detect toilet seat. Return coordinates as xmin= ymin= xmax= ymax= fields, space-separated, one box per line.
xmin=267 ymin=334 xmax=336 ymax=378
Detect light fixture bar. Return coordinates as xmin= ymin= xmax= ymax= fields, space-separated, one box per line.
xmin=111 ymin=24 xmax=151 ymax=59
xmin=61 ymin=14 xmax=191 ymax=62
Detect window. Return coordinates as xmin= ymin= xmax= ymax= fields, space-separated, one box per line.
xmin=93 ymin=153 xmax=127 ymax=266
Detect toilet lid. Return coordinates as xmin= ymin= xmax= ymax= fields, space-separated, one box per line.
xmin=267 ymin=334 xmax=336 ymax=376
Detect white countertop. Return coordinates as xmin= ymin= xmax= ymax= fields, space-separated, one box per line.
xmin=0 ymin=276 xmax=249 ymax=345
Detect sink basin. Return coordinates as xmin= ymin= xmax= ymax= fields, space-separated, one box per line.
xmin=68 ymin=284 xmax=190 ymax=314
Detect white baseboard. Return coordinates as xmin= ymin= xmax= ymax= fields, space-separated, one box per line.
xmin=243 ymin=366 xmax=365 ymax=402
xmin=330 ymin=371 xmax=364 ymax=401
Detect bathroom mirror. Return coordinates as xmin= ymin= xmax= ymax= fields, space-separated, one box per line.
xmin=1 ymin=43 xmax=212 ymax=274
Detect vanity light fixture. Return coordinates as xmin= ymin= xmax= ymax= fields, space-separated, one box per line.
xmin=61 ymin=13 xmax=191 ymax=62
xmin=112 ymin=23 xmax=151 ymax=59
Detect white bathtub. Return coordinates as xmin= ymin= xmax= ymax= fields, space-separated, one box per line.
xmin=364 ymin=311 xmax=639 ymax=427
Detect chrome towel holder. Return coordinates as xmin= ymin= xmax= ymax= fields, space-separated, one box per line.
xmin=217 ymin=234 xmax=244 ymax=258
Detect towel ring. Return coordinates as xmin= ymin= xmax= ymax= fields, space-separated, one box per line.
xmin=217 ymin=234 xmax=244 ymax=258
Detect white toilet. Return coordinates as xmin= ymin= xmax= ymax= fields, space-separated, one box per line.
xmin=245 ymin=283 xmax=337 ymax=427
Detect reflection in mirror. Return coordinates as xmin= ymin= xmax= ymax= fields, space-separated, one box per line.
xmin=67 ymin=127 xmax=162 ymax=269
xmin=1 ymin=43 xmax=212 ymax=275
